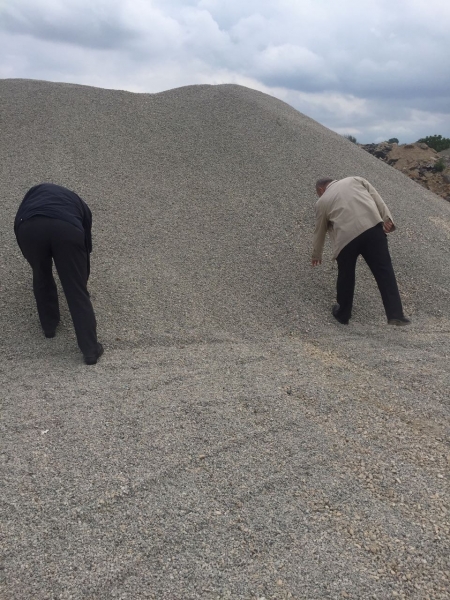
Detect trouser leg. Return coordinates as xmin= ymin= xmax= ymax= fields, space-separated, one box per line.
xmin=336 ymin=239 xmax=360 ymax=322
xmin=360 ymin=224 xmax=404 ymax=320
xmin=16 ymin=218 xmax=60 ymax=332
xmin=50 ymin=220 xmax=99 ymax=357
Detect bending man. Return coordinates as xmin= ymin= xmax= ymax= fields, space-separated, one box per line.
xmin=312 ymin=176 xmax=410 ymax=326
xmin=14 ymin=183 xmax=104 ymax=364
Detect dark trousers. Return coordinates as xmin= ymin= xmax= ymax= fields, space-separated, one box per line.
xmin=17 ymin=217 xmax=98 ymax=356
xmin=335 ymin=223 xmax=404 ymax=322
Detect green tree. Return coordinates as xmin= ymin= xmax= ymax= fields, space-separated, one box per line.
xmin=388 ymin=138 xmax=399 ymax=144
xmin=344 ymin=134 xmax=357 ymax=144
xmin=417 ymin=135 xmax=450 ymax=152
xmin=434 ymin=158 xmax=445 ymax=172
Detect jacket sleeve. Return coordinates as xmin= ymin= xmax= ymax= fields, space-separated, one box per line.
xmin=312 ymin=200 xmax=329 ymax=260
xmin=358 ymin=177 xmax=396 ymax=230
xmin=81 ymin=200 xmax=93 ymax=253
xmin=14 ymin=185 xmax=39 ymax=239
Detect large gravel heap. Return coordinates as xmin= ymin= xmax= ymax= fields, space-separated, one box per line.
xmin=1 ymin=79 xmax=449 ymax=599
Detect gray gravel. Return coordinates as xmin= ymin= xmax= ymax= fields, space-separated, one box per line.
xmin=1 ymin=79 xmax=449 ymax=600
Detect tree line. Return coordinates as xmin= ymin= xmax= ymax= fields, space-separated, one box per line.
xmin=344 ymin=134 xmax=450 ymax=152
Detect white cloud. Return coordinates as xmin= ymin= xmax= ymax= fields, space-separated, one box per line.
xmin=1 ymin=0 xmax=449 ymax=142
xmin=253 ymin=44 xmax=334 ymax=91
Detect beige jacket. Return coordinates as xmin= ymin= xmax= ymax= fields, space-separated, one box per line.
xmin=312 ymin=176 xmax=395 ymax=260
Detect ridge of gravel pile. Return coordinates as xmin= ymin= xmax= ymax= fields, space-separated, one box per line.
xmin=1 ymin=79 xmax=449 ymax=600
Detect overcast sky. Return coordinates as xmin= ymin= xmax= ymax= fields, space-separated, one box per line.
xmin=1 ymin=0 xmax=449 ymax=143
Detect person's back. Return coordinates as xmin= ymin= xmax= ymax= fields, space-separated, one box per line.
xmin=15 ymin=183 xmax=92 ymax=255
xmin=315 ymin=176 xmax=392 ymax=260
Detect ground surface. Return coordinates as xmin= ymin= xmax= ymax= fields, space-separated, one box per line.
xmin=1 ymin=80 xmax=449 ymax=600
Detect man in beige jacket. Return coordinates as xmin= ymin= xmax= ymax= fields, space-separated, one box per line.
xmin=312 ymin=176 xmax=410 ymax=325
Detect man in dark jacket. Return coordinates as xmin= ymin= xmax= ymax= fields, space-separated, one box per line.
xmin=14 ymin=183 xmax=103 ymax=364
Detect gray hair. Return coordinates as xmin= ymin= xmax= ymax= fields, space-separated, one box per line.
xmin=316 ymin=177 xmax=334 ymax=188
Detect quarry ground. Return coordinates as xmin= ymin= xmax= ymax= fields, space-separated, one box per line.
xmin=3 ymin=314 xmax=449 ymax=600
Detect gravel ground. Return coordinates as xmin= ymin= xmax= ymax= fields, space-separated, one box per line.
xmin=1 ymin=79 xmax=449 ymax=600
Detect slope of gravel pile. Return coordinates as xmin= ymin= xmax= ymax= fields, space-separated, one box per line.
xmin=1 ymin=79 xmax=449 ymax=600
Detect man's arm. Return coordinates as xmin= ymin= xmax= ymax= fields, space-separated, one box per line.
xmin=357 ymin=177 xmax=396 ymax=231
xmin=80 ymin=199 xmax=93 ymax=253
xmin=311 ymin=201 xmax=328 ymax=266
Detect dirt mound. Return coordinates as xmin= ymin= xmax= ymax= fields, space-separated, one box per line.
xmin=361 ymin=141 xmax=450 ymax=201
xmin=1 ymin=79 xmax=449 ymax=347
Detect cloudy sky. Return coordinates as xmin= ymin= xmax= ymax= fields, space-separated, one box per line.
xmin=1 ymin=0 xmax=449 ymax=143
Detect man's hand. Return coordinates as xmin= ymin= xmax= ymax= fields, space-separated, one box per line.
xmin=312 ymin=259 xmax=322 ymax=267
xmin=383 ymin=219 xmax=394 ymax=233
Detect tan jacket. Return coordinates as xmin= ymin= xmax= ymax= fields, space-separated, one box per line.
xmin=312 ymin=176 xmax=395 ymax=260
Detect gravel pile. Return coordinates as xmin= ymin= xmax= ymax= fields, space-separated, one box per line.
xmin=1 ymin=79 xmax=449 ymax=599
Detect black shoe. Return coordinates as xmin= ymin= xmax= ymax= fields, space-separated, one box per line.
xmin=44 ymin=330 xmax=56 ymax=338
xmin=332 ymin=303 xmax=349 ymax=325
xmin=388 ymin=317 xmax=411 ymax=326
xmin=84 ymin=343 xmax=104 ymax=365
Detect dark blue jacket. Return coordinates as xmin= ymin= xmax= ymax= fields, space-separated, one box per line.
xmin=14 ymin=183 xmax=93 ymax=253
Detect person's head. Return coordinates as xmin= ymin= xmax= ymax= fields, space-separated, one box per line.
xmin=315 ymin=177 xmax=334 ymax=197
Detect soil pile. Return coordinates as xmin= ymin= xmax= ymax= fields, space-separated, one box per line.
xmin=360 ymin=141 xmax=450 ymax=201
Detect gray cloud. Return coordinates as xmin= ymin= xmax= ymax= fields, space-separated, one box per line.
xmin=0 ymin=0 xmax=137 ymax=49
xmin=1 ymin=0 xmax=449 ymax=142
